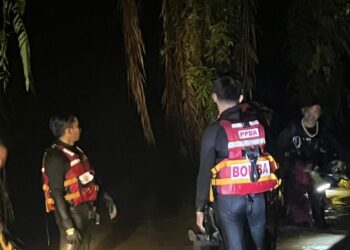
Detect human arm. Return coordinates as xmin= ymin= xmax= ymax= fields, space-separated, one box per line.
xmin=195 ymin=124 xmax=219 ymax=230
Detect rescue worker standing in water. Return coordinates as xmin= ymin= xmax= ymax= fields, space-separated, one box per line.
xmin=196 ymin=75 xmax=279 ymax=250
xmin=42 ymin=115 xmax=117 ymax=250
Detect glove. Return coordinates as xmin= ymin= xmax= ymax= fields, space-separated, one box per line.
xmin=66 ymin=228 xmax=81 ymax=245
xmin=103 ymin=192 xmax=117 ymax=220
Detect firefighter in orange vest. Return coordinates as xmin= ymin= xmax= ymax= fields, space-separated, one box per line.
xmin=42 ymin=115 xmax=117 ymax=250
xmin=196 ymin=75 xmax=279 ymax=250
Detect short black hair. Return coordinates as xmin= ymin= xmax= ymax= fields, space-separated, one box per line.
xmin=214 ymin=74 xmax=243 ymax=102
xmin=49 ymin=114 xmax=77 ymax=138
xmin=299 ymin=95 xmax=323 ymax=109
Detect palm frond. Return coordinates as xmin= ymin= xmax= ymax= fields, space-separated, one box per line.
xmin=0 ymin=38 xmax=10 ymax=91
xmin=0 ymin=168 xmax=14 ymax=226
xmin=0 ymin=0 xmax=32 ymax=92
xmin=161 ymin=0 xmax=258 ymax=152
xmin=121 ymin=0 xmax=155 ymax=144
xmin=0 ymin=0 xmax=10 ymax=91
xmin=15 ymin=0 xmax=25 ymax=15
xmin=11 ymin=0 xmax=32 ymax=91
xmin=161 ymin=0 xmax=184 ymax=120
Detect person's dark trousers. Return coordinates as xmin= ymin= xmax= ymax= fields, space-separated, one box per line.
xmin=215 ymin=193 xmax=266 ymax=250
xmin=55 ymin=203 xmax=93 ymax=250
xmin=284 ymin=161 xmax=327 ymax=228
xmin=309 ymin=191 xmax=327 ymax=228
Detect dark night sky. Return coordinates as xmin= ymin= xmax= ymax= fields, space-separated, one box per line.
xmin=26 ymin=0 xmax=126 ymax=112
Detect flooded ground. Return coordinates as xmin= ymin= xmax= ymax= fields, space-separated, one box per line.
xmin=21 ymin=187 xmax=349 ymax=250
xmin=276 ymin=189 xmax=350 ymax=250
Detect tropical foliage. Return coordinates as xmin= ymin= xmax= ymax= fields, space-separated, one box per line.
xmin=0 ymin=0 xmax=32 ymax=128
xmin=120 ymin=0 xmax=155 ymax=144
xmin=161 ymin=0 xmax=258 ymax=149
xmin=0 ymin=0 xmax=32 ymax=91
xmin=286 ymin=0 xmax=350 ymax=123
xmin=0 ymin=169 xmax=13 ymax=226
xmin=0 ymin=0 xmax=31 ymax=226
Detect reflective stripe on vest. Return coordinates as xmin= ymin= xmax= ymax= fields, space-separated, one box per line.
xmin=42 ymin=144 xmax=98 ymax=212
xmin=210 ymin=155 xmax=280 ymax=201
xmin=209 ymin=119 xmax=280 ymax=200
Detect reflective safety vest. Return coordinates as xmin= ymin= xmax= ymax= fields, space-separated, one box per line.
xmin=210 ymin=119 xmax=280 ymax=201
xmin=42 ymin=144 xmax=98 ymax=212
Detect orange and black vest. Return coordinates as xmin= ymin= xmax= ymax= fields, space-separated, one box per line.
xmin=210 ymin=119 xmax=279 ymax=201
xmin=42 ymin=144 xmax=98 ymax=212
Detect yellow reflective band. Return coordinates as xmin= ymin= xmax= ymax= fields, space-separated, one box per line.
xmin=212 ymin=155 xmax=278 ymax=176
xmin=43 ymin=184 xmax=49 ymax=191
xmin=209 ymin=172 xmax=280 ymax=202
xmin=209 ymin=186 xmax=214 ymax=202
xmin=65 ymin=192 xmax=80 ymax=201
xmin=64 ymin=178 xmax=78 ymax=187
xmin=45 ymin=198 xmax=55 ymax=212
xmin=46 ymin=198 xmax=54 ymax=204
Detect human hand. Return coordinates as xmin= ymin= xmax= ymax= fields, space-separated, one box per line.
xmin=66 ymin=228 xmax=81 ymax=245
xmin=103 ymin=192 xmax=117 ymax=220
xmin=196 ymin=211 xmax=205 ymax=233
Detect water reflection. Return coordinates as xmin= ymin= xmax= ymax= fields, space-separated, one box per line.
xmin=277 ymin=188 xmax=350 ymax=250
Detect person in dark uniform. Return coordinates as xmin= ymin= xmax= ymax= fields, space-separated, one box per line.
xmin=42 ymin=115 xmax=117 ymax=250
xmin=277 ymin=101 xmax=346 ymax=228
xmin=196 ymin=75 xmax=279 ymax=250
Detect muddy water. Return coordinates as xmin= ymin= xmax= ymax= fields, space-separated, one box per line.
xmin=277 ymin=189 xmax=350 ymax=250
xmin=84 ymin=189 xmax=350 ymax=250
